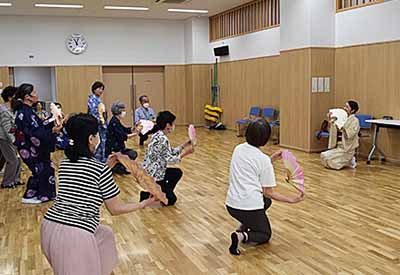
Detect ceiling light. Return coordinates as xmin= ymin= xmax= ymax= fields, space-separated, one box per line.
xmin=168 ymin=8 xmax=208 ymax=14
xmin=0 ymin=2 xmax=12 ymax=7
xmin=104 ymin=6 xmax=149 ymax=11
xmin=34 ymin=3 xmax=84 ymax=9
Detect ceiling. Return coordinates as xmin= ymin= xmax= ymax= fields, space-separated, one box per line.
xmin=0 ymin=0 xmax=252 ymax=20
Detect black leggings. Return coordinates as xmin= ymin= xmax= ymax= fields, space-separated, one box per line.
xmin=139 ymin=124 xmax=160 ymax=145
xmin=141 ymin=168 xmax=183 ymax=206
xmin=226 ymin=197 xmax=272 ymax=244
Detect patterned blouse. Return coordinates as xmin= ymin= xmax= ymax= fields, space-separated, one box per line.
xmin=143 ymin=130 xmax=183 ymax=181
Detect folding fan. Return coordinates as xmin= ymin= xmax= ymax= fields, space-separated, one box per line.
xmin=49 ymin=103 xmax=63 ymax=126
xmin=139 ymin=120 xmax=154 ymax=135
xmin=188 ymin=124 xmax=197 ymax=146
xmin=281 ymin=150 xmax=305 ymax=193
xmin=329 ymin=108 xmax=348 ymax=129
xmin=98 ymin=103 xmax=106 ymax=124
xmin=115 ymin=153 xmax=168 ymax=205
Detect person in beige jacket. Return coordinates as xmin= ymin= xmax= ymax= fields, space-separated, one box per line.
xmin=0 ymin=86 xmax=22 ymax=188
xmin=321 ymin=100 xmax=360 ymax=170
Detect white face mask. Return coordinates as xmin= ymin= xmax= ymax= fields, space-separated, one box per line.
xmin=121 ymin=111 xmax=127 ymax=118
xmin=143 ymin=103 xmax=150 ymax=109
xmin=168 ymin=124 xmax=175 ymax=134
xmin=92 ymin=134 xmax=100 ymax=152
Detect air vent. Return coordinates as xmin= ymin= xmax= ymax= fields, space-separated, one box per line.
xmin=155 ymin=0 xmax=190 ymax=4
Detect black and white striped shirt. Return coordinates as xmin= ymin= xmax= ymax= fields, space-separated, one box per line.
xmin=45 ymin=157 xmax=120 ymax=233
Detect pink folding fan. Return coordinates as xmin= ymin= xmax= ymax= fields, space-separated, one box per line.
xmin=281 ymin=150 xmax=305 ymax=193
xmin=188 ymin=124 xmax=197 ymax=146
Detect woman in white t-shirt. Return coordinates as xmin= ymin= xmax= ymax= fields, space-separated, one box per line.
xmin=226 ymin=119 xmax=304 ymax=255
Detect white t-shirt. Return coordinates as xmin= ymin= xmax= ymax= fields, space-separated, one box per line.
xmin=226 ymin=143 xmax=276 ymax=210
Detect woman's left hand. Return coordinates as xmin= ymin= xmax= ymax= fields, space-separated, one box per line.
xmin=271 ymin=151 xmax=283 ymax=162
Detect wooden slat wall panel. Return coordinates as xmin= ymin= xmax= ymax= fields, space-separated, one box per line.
xmin=280 ymin=49 xmax=311 ymax=151
xmin=165 ymin=65 xmax=187 ymax=125
xmin=55 ymin=66 xmax=102 ymax=115
xmin=210 ymin=0 xmax=280 ymax=42
xmin=218 ymin=56 xmax=280 ymax=128
xmin=336 ymin=0 xmax=384 ymax=12
xmin=335 ymin=40 xmax=400 ymax=161
xmin=0 ymin=67 xmax=10 ymax=88
xmin=310 ymin=48 xmax=336 ymax=152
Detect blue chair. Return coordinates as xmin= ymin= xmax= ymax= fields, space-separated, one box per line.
xmin=355 ymin=114 xmax=373 ymax=160
xmin=236 ymin=106 xmax=261 ymax=136
xmin=262 ymin=108 xmax=280 ymax=144
xmin=356 ymin=114 xmax=373 ymax=131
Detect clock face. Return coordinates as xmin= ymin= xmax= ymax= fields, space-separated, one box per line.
xmin=66 ymin=34 xmax=88 ymax=55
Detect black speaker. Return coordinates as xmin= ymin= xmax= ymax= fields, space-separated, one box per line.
xmin=214 ymin=45 xmax=229 ymax=56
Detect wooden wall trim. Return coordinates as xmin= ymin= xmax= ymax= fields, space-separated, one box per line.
xmin=216 ymin=54 xmax=281 ymax=65
xmin=280 ymin=47 xmax=336 ymax=54
xmin=335 ymin=39 xmax=400 ymax=49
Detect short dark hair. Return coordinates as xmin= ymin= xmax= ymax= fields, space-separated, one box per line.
xmin=64 ymin=113 xmax=99 ymax=162
xmin=1 ymin=86 xmax=17 ymax=102
xmin=347 ymin=100 xmax=359 ymax=114
xmin=156 ymin=111 xmax=176 ymax=130
xmin=139 ymin=95 xmax=148 ymax=104
xmin=91 ymin=81 xmax=105 ymax=93
xmin=245 ymin=119 xmax=271 ymax=147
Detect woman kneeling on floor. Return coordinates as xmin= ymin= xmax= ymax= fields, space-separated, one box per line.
xmin=41 ymin=113 xmax=156 ymax=275
xmin=226 ymin=119 xmax=304 ymax=255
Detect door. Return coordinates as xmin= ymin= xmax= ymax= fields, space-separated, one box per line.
xmin=133 ymin=67 xmax=165 ymax=120
xmin=102 ymin=66 xmax=134 ymax=126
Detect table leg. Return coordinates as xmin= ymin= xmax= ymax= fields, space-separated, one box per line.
xmin=367 ymin=125 xmax=379 ymax=164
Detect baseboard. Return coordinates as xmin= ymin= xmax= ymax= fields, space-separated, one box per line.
xmin=279 ymin=144 xmax=310 ymax=153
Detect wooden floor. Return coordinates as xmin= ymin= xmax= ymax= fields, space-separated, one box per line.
xmin=0 ymin=127 xmax=399 ymax=275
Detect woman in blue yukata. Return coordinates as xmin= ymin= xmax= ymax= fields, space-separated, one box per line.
xmin=13 ymin=84 xmax=62 ymax=204
xmin=88 ymin=81 xmax=107 ymax=163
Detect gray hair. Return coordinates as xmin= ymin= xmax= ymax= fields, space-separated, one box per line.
xmin=111 ymin=101 xmax=126 ymax=115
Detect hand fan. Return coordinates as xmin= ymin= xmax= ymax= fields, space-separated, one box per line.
xmin=49 ymin=103 xmax=63 ymax=126
xmin=281 ymin=150 xmax=305 ymax=193
xmin=188 ymin=124 xmax=197 ymax=146
xmin=114 ymin=153 xmax=168 ymax=205
xmin=98 ymin=103 xmax=106 ymax=124
xmin=139 ymin=120 xmax=154 ymax=135
xmin=329 ymin=108 xmax=348 ymax=129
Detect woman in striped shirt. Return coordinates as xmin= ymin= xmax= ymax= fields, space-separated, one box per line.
xmin=41 ymin=113 xmax=156 ymax=275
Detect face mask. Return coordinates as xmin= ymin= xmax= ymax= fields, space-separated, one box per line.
xmin=168 ymin=124 xmax=175 ymax=134
xmin=121 ymin=111 xmax=127 ymax=118
xmin=143 ymin=103 xmax=150 ymax=109
xmin=92 ymin=134 xmax=100 ymax=152
xmin=29 ymin=94 xmax=39 ymax=104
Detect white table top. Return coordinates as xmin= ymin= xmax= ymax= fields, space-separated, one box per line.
xmin=366 ymin=119 xmax=400 ymax=126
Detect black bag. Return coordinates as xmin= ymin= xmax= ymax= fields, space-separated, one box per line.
xmin=316 ymin=120 xmax=329 ymax=139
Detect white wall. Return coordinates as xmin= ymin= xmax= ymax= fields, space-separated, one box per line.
xmin=14 ymin=67 xmax=55 ymax=101
xmin=310 ymin=0 xmax=335 ymax=47
xmin=280 ymin=0 xmax=311 ymax=51
xmin=210 ymin=27 xmax=280 ymax=62
xmin=336 ymin=0 xmax=400 ymax=47
xmin=184 ymin=19 xmax=194 ymax=64
xmin=191 ymin=17 xmax=213 ymax=64
xmin=0 ymin=15 xmax=185 ymax=66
